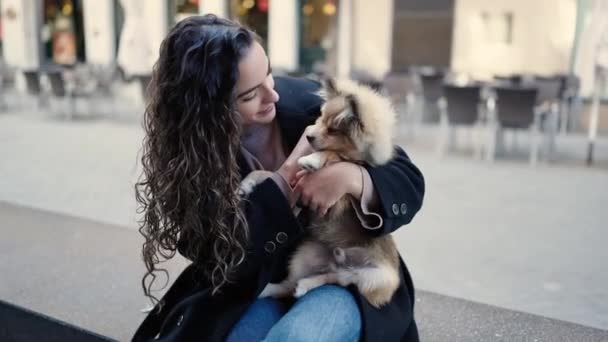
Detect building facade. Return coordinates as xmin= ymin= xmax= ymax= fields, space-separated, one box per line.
xmin=451 ymin=0 xmax=577 ymax=81
xmin=0 ymin=0 xmax=585 ymax=87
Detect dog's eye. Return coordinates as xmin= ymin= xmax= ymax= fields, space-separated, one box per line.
xmin=326 ymin=127 xmax=340 ymax=135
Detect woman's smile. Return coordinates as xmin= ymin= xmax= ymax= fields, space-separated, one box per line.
xmin=259 ymin=103 xmax=275 ymax=116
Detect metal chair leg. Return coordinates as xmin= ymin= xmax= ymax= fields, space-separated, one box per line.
xmin=530 ymin=115 xmax=542 ymax=167
xmin=544 ymin=103 xmax=559 ymax=162
xmin=472 ymin=122 xmax=485 ymax=160
xmin=485 ymin=122 xmax=499 ymax=162
xmin=436 ymin=105 xmax=451 ymax=157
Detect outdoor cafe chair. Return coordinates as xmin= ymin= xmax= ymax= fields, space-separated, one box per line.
xmin=486 ymin=86 xmax=558 ymax=165
xmin=437 ymin=84 xmax=486 ymax=158
xmin=383 ymin=71 xmax=421 ymax=137
xmin=420 ymin=71 xmax=445 ymax=123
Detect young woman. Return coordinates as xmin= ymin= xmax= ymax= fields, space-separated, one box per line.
xmin=133 ymin=14 xmax=424 ymax=342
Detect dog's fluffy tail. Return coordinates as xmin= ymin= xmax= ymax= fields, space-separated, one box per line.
xmin=336 ymin=262 xmax=400 ymax=308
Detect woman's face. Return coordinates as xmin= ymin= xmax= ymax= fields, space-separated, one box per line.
xmin=235 ymin=41 xmax=280 ymax=127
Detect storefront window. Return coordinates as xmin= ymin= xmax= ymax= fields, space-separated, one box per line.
xmin=230 ymin=0 xmax=268 ymax=47
xmin=43 ymin=0 xmax=85 ymax=66
xmin=299 ymin=0 xmax=337 ymax=73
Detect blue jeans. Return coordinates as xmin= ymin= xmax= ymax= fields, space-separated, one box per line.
xmin=226 ymin=285 xmax=362 ymax=342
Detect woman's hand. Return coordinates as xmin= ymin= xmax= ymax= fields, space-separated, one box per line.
xmin=276 ymin=126 xmax=315 ymax=184
xmin=294 ymin=162 xmax=363 ymax=217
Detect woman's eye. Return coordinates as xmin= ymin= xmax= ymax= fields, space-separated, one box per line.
xmin=242 ymin=93 xmax=257 ymax=102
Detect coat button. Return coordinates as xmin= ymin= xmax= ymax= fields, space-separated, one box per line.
xmin=392 ymin=203 xmax=400 ymax=215
xmin=400 ymin=203 xmax=407 ymax=215
xmin=176 ymin=314 xmax=184 ymax=326
xmin=276 ymin=232 xmax=288 ymax=244
xmin=264 ymin=241 xmax=276 ymax=253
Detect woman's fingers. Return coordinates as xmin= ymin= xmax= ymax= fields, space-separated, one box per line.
xmin=294 ymin=168 xmax=334 ymax=217
xmin=294 ymin=169 xmax=309 ymax=185
xmin=297 ymin=185 xmax=310 ymax=207
xmin=293 ymin=172 xmax=309 ymax=192
xmin=317 ymin=206 xmax=329 ymax=218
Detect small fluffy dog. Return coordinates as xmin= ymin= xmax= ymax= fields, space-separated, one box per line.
xmin=240 ymin=78 xmax=400 ymax=307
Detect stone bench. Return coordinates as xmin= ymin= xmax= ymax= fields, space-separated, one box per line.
xmin=1 ymin=202 xmax=606 ymax=341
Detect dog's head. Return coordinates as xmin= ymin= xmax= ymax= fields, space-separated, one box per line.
xmin=305 ymin=77 xmax=396 ymax=166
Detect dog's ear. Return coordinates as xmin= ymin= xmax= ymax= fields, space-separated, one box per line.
xmin=322 ymin=77 xmax=340 ymax=99
xmin=335 ymin=94 xmax=363 ymax=129
xmin=345 ymin=94 xmax=360 ymax=121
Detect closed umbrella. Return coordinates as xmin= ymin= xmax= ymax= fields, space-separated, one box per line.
xmin=587 ymin=28 xmax=608 ymax=165
xmin=573 ymin=0 xmax=608 ymax=165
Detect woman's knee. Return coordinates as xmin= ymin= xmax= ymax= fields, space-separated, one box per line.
xmin=264 ymin=285 xmax=361 ymax=342
xmin=298 ymin=285 xmax=358 ymax=309
xmin=227 ymin=298 xmax=289 ymax=342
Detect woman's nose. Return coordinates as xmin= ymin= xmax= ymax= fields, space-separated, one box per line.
xmin=263 ymin=78 xmax=280 ymax=103
xmin=268 ymin=88 xmax=280 ymax=103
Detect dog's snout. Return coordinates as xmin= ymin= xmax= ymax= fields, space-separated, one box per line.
xmin=306 ymin=135 xmax=316 ymax=144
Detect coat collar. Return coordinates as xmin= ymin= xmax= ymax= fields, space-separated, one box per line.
xmin=274 ymin=76 xmax=323 ymax=151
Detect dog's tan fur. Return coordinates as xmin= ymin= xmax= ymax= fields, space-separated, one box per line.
xmin=244 ymin=78 xmax=401 ymax=308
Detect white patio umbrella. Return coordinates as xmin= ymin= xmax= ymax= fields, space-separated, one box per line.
xmin=573 ymin=0 xmax=608 ymax=165
xmin=588 ymin=32 xmax=608 ymax=165
xmin=116 ymin=0 xmax=170 ymax=78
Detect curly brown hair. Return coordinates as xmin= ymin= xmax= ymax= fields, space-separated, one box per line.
xmin=135 ymin=15 xmax=260 ymax=305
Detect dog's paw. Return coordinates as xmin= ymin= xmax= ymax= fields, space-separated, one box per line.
xmin=239 ymin=177 xmax=258 ymax=196
xmin=333 ymin=247 xmax=346 ymax=264
xmin=239 ymin=171 xmax=272 ymax=196
xmin=294 ymin=277 xmax=324 ymax=298
xmin=298 ymin=154 xmax=323 ymax=171
xmin=294 ymin=282 xmax=311 ymax=298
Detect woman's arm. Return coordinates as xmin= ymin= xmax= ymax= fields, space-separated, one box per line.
xmin=176 ymin=176 xmax=304 ymax=287
xmin=361 ymin=146 xmax=425 ymax=236
xmin=146 ymin=180 xmax=303 ymax=341
xmin=178 ymin=133 xmax=312 ymax=286
xmin=240 ymin=178 xmax=305 ymax=260
xmin=238 ymin=132 xmax=314 ymax=267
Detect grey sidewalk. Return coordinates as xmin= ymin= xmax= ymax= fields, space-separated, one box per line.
xmin=1 ymin=110 xmax=608 ymax=331
xmin=0 ymin=201 xmax=186 ymax=341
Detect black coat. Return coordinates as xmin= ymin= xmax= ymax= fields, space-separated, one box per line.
xmin=132 ymin=76 xmax=425 ymax=342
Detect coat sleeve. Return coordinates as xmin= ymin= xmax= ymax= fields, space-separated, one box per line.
xmin=177 ymin=177 xmax=305 ymax=287
xmin=134 ymin=179 xmax=301 ymax=342
xmin=361 ymin=146 xmax=425 ymax=237
xmin=239 ymin=178 xmax=306 ymax=270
